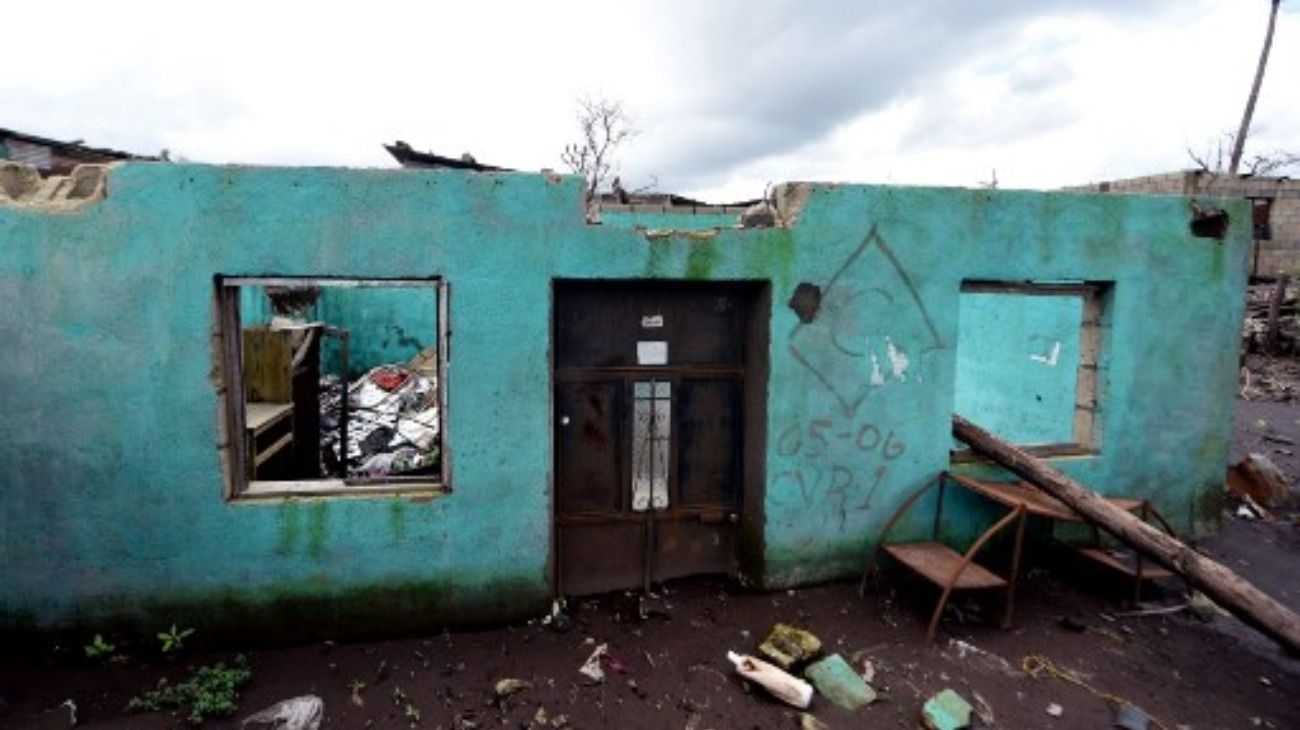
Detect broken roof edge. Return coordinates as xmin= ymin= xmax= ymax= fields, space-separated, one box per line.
xmin=385 ymin=141 xmax=512 ymax=172
xmin=0 ymin=127 xmax=155 ymax=162
xmin=0 ymin=160 xmax=119 ymax=213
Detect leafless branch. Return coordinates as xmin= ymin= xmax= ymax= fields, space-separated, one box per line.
xmin=560 ymin=96 xmax=637 ymax=201
xmin=1188 ymin=131 xmax=1297 ymax=177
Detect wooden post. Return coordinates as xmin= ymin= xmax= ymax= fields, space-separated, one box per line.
xmin=1265 ymin=274 xmax=1289 ymax=355
xmin=953 ymin=414 xmax=1300 ymax=655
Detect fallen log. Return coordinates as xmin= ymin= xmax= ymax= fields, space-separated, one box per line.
xmin=953 ymin=414 xmax=1300 ymax=655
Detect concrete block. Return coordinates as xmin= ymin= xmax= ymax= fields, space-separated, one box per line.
xmin=758 ymin=624 xmax=822 ymax=670
xmin=804 ymin=654 xmax=876 ymax=711
xmin=922 ymin=689 xmax=973 ymax=730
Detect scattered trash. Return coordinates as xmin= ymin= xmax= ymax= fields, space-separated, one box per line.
xmin=1114 ymin=702 xmax=1151 ymax=730
xmin=859 ymin=658 xmax=876 ymax=684
xmin=1227 ymin=453 xmax=1290 ymax=508
xmin=799 ymin=712 xmax=830 ymax=730
xmin=921 ymin=689 xmax=972 ymax=730
xmin=240 ymin=695 xmax=324 ymax=730
xmin=971 ymin=691 xmax=995 ymax=727
xmin=804 ymin=654 xmax=877 ymax=711
xmin=1114 ymin=602 xmax=1188 ymax=619
xmin=36 ymin=699 xmax=76 ymax=728
xmin=758 ymin=624 xmax=823 ymax=670
xmin=726 ymin=651 xmax=814 ymax=709
xmin=494 ymin=678 xmax=531 ymax=698
xmin=541 ymin=600 xmax=572 ymax=632
xmin=347 ymin=680 xmax=366 ymax=708
xmin=1060 ymin=614 xmax=1088 ymax=632
xmin=579 ymin=644 xmax=609 ymax=682
xmin=638 ymin=593 xmax=672 ymax=621
xmin=1046 ymin=702 xmax=1063 ymax=718
xmin=602 ymin=652 xmax=628 ymax=675
xmin=1023 ymin=654 xmax=1167 ymax=730
xmin=946 ymin=639 xmax=1018 ymax=677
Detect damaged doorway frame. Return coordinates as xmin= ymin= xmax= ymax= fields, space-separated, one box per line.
xmin=549 ymin=279 xmax=772 ymax=597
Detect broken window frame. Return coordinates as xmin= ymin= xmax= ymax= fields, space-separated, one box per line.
xmin=215 ymin=275 xmax=451 ymax=499
xmin=952 ymin=279 xmax=1107 ymax=461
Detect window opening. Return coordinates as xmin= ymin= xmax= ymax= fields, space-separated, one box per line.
xmin=216 ymin=276 xmax=449 ymax=497
xmin=953 ymin=280 xmax=1106 ymax=457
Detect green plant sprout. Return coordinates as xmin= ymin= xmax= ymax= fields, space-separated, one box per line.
xmin=158 ymin=624 xmax=196 ymax=654
xmin=84 ymin=634 xmax=115 ymax=659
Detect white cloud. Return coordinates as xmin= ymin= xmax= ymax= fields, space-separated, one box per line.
xmin=2 ymin=1 xmax=1296 ymax=200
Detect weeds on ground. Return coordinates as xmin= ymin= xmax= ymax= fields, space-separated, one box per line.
xmin=127 ymin=654 xmax=252 ymax=725
xmin=157 ymin=624 xmax=196 ymax=655
xmin=83 ymin=634 xmax=115 ymax=659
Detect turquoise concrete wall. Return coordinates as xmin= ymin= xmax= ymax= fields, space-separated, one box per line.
xmin=599 ymin=210 xmax=739 ymax=230
xmin=238 ymin=285 xmax=436 ymax=377
xmin=953 ymin=291 xmax=1084 ymax=445
xmin=316 ymin=286 xmax=438 ymax=377
xmin=0 ymin=164 xmax=1248 ymax=636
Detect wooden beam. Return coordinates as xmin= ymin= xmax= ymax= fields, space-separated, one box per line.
xmin=953 ymin=414 xmax=1300 ymax=655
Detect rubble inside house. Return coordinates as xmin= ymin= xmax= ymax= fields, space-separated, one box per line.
xmin=1240 ymin=281 xmax=1300 ymax=402
xmin=320 ymin=362 xmax=440 ymax=479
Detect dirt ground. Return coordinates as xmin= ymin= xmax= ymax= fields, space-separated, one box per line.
xmin=4 ymin=401 xmax=1299 ymax=730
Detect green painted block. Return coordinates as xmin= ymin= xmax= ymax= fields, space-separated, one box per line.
xmin=804 ymin=654 xmax=876 ymax=711
xmin=922 ymin=689 xmax=972 ymax=730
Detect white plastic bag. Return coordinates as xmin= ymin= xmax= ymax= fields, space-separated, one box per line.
xmin=241 ymin=695 xmax=324 ymax=730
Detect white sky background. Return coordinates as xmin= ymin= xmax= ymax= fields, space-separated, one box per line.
xmin=3 ymin=0 xmax=1297 ymax=201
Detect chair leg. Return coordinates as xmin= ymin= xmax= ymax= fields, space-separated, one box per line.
xmin=1002 ymin=511 xmax=1028 ymax=629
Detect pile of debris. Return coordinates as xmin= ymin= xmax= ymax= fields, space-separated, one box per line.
xmin=1227 ymin=451 xmax=1296 ymax=520
xmin=726 ymin=623 xmax=879 ymax=724
xmin=1239 ymin=281 xmax=1300 ymax=401
xmin=1242 ymin=281 xmax=1299 ymax=355
xmin=320 ymin=364 xmax=440 ymax=478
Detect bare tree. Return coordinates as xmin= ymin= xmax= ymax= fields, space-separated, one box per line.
xmin=1229 ymin=0 xmax=1282 ymax=175
xmin=561 ymin=97 xmax=637 ymax=201
xmin=1188 ymin=131 xmax=1299 ymax=176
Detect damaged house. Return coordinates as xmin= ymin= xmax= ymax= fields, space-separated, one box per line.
xmin=0 ymin=160 xmax=1248 ymax=642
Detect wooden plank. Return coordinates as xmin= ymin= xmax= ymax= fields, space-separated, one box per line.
xmin=242 ymin=327 xmax=293 ymax=402
xmin=954 ymin=413 xmax=1300 ymax=655
xmin=883 ymin=542 xmax=1007 ymax=590
xmin=1076 ymin=548 xmax=1174 ymax=580
xmin=245 ymin=402 xmax=293 ymax=434
xmin=949 ymin=474 xmax=1144 ymax=520
xmin=253 ymin=432 xmax=293 ymax=469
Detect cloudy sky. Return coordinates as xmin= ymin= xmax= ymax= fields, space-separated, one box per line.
xmin=6 ymin=1 xmax=1297 ymax=201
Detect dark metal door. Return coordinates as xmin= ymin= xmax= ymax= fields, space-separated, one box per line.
xmin=554 ymin=282 xmax=748 ymax=595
